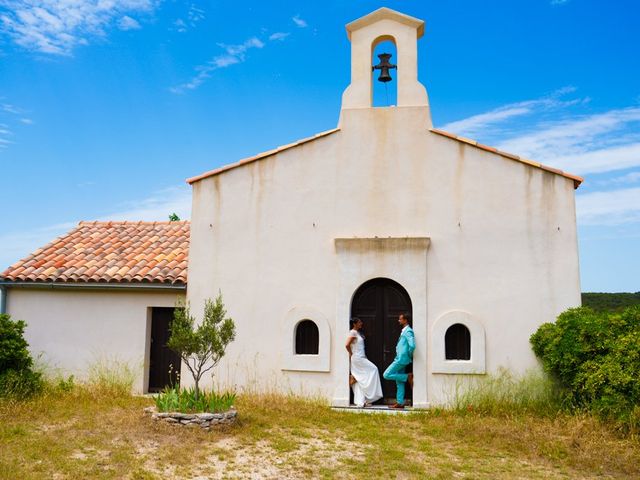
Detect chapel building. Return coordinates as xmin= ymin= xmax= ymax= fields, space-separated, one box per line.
xmin=185 ymin=8 xmax=582 ymax=407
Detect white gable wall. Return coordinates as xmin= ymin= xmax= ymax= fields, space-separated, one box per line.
xmin=186 ymin=105 xmax=580 ymax=406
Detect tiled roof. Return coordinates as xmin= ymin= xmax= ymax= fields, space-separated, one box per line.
xmin=187 ymin=128 xmax=340 ymax=184
xmin=430 ymin=129 xmax=584 ymax=189
xmin=0 ymin=221 xmax=189 ymax=285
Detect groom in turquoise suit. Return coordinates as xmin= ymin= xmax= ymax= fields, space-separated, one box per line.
xmin=383 ymin=313 xmax=415 ymax=409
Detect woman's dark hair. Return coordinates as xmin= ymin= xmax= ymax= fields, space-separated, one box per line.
xmin=401 ymin=312 xmax=412 ymax=325
xmin=349 ymin=317 xmax=362 ymax=329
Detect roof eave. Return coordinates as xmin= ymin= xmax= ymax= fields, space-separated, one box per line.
xmin=430 ymin=129 xmax=584 ymax=189
xmin=186 ymin=128 xmax=340 ymax=185
xmin=0 ymin=280 xmax=187 ymax=291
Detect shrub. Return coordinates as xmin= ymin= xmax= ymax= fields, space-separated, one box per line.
xmin=531 ymin=306 xmax=640 ymax=430
xmin=51 ymin=375 xmax=75 ymax=393
xmin=154 ymin=384 xmax=236 ymax=413
xmin=0 ymin=313 xmax=33 ymax=373
xmin=0 ymin=314 xmax=42 ymax=398
xmin=0 ymin=368 xmax=43 ymax=398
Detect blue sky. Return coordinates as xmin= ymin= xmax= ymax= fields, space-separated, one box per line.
xmin=0 ymin=0 xmax=639 ymax=292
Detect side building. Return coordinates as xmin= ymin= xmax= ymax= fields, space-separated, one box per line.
xmin=0 ymin=221 xmax=189 ymax=393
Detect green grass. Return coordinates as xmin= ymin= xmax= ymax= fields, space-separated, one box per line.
xmin=452 ymin=368 xmax=565 ymax=417
xmin=0 ymin=383 xmax=638 ymax=479
xmin=86 ymin=358 xmax=137 ymax=396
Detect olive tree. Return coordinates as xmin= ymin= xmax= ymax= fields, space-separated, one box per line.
xmin=167 ymin=294 xmax=236 ymax=399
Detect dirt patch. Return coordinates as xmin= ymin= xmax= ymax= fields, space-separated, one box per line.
xmin=69 ymin=447 xmax=111 ymax=462
xmin=37 ymin=419 xmax=77 ymax=433
xmin=201 ymin=436 xmax=360 ymax=479
xmin=133 ymin=433 xmax=362 ymax=479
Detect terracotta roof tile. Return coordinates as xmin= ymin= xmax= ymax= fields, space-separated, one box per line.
xmin=1 ymin=221 xmax=189 ymax=285
xmin=476 ymin=143 xmax=498 ymax=154
xmin=430 ymin=129 xmax=584 ymax=189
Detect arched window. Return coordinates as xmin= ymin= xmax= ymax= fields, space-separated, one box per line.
xmin=295 ymin=320 xmax=319 ymax=355
xmin=282 ymin=307 xmax=330 ymax=372
xmin=445 ymin=323 xmax=471 ymax=360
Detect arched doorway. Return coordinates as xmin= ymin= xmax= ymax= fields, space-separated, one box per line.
xmin=351 ymin=278 xmax=413 ymax=403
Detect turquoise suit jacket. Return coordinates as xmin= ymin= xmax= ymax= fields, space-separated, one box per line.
xmin=395 ymin=326 xmax=415 ymax=365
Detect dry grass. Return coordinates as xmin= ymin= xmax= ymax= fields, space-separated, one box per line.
xmin=0 ymin=387 xmax=639 ymax=479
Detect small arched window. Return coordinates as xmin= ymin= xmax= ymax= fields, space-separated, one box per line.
xmin=445 ymin=323 xmax=471 ymax=360
xmin=295 ymin=320 xmax=319 ymax=355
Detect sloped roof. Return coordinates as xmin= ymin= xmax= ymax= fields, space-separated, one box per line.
xmin=430 ymin=129 xmax=583 ymax=189
xmin=0 ymin=221 xmax=189 ymax=285
xmin=187 ymin=128 xmax=340 ymax=184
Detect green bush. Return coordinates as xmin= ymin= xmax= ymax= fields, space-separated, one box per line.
xmin=0 ymin=368 xmax=43 ymax=398
xmin=154 ymin=384 xmax=236 ymax=413
xmin=54 ymin=375 xmax=76 ymax=393
xmin=0 ymin=314 xmax=42 ymax=398
xmin=0 ymin=313 xmax=33 ymax=372
xmin=531 ymin=306 xmax=640 ymax=429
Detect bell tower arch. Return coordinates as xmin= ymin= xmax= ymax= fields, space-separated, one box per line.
xmin=340 ymin=7 xmax=431 ymax=120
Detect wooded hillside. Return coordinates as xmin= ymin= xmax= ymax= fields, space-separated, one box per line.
xmin=581 ymin=292 xmax=640 ymax=312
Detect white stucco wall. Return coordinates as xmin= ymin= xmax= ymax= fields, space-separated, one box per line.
xmin=186 ymin=105 xmax=580 ymax=406
xmin=186 ymin=10 xmax=581 ymax=406
xmin=5 ymin=288 xmax=181 ymax=393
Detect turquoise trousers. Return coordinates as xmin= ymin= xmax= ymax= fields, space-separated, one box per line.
xmin=383 ymin=360 xmax=409 ymax=404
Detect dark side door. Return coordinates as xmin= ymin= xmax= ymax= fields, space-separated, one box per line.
xmin=148 ymin=307 xmax=182 ymax=392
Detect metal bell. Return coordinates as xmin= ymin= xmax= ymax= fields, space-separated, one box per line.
xmin=372 ymin=53 xmax=397 ymax=83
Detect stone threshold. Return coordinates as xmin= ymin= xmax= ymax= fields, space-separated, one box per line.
xmin=331 ymin=405 xmax=416 ymax=415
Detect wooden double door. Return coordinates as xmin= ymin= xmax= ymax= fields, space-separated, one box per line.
xmin=351 ymin=278 xmax=413 ymax=402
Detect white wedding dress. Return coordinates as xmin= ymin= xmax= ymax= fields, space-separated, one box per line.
xmin=349 ymin=329 xmax=383 ymax=407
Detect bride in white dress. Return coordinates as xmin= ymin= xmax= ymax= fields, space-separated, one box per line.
xmin=346 ymin=317 xmax=383 ymax=407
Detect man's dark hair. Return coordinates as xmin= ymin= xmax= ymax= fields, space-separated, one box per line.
xmin=401 ymin=312 xmax=412 ymax=325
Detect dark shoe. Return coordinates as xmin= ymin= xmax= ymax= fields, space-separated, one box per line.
xmin=408 ymin=373 xmax=414 ymax=389
xmin=389 ymin=403 xmax=405 ymax=409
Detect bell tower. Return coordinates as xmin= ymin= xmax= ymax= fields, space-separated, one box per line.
xmin=340 ymin=8 xmax=431 ymax=125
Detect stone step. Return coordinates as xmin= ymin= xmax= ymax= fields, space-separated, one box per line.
xmin=331 ymin=405 xmax=416 ymax=415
